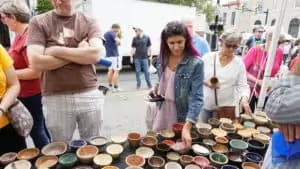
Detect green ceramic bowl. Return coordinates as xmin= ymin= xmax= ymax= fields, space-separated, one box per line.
xmin=58 ymin=153 xmax=78 ymax=168
xmin=229 ymin=139 xmax=248 ymax=152
xmin=243 ymin=121 xmax=256 ymax=128
xmin=209 ymin=152 xmax=228 ymax=167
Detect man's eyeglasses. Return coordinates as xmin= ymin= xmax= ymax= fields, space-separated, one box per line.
xmin=225 ymin=43 xmax=239 ymax=49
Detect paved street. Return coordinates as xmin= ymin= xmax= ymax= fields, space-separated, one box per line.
xmin=27 ymin=70 xmax=158 ymax=146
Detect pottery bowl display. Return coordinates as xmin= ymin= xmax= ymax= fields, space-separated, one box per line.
xmin=228 ymin=151 xmax=243 ymax=167
xmin=227 ymin=133 xmax=242 ymax=140
xmin=219 ymin=118 xmax=233 ymax=124
xmin=220 ymin=165 xmax=240 ymax=169
xmin=202 ymin=139 xmax=217 ymax=147
xmin=156 ymin=143 xmax=171 ymax=154
xmin=172 ymin=123 xmax=184 ymax=137
xmin=146 ymin=130 xmax=158 ymax=137
xmin=215 ymin=136 xmax=229 ymax=145
xmin=211 ymin=128 xmax=227 ymax=137
xmin=17 ymin=148 xmax=40 ymax=161
xmin=247 ymin=139 xmax=266 ymax=155
xmin=125 ymin=154 xmax=145 ymax=167
xmin=195 ymin=122 xmax=212 ymax=130
xmin=149 ymin=156 xmax=165 ymax=168
xmin=165 ymin=161 xmax=182 ymax=169
xmin=208 ymin=118 xmax=221 ymax=128
xmin=102 ymin=166 xmax=119 ymax=169
xmin=4 ymin=160 xmax=31 ymax=169
xmin=135 ymin=147 xmax=154 ymax=159
xmin=244 ymin=152 xmax=264 ymax=164
xmin=42 ymin=142 xmax=68 ymax=156
xmin=185 ymin=164 xmax=201 ymax=169
xmin=197 ymin=128 xmax=212 ymax=139
xmin=126 ymin=167 xmax=144 ymax=169
xmin=243 ymin=121 xmax=256 ymax=128
xmin=128 ymin=133 xmax=141 ymax=149
xmin=93 ymin=154 xmax=112 ymax=167
xmin=179 ymin=155 xmax=194 ymax=166
xmin=89 ymin=136 xmax=108 ymax=147
xmin=69 ymin=139 xmax=87 ymax=152
xmin=106 ymin=144 xmax=124 ymax=159
xmin=141 ymin=136 xmax=158 ymax=148
xmin=76 ymin=145 xmax=99 ymax=164
xmin=35 ymin=156 xmax=58 ymax=169
xmin=0 ymin=152 xmax=17 ymax=166
xmin=209 ymin=152 xmax=228 ymax=167
xmin=212 ymin=144 xmax=229 ymax=154
xmin=229 ymin=139 xmax=248 ymax=152
xmin=253 ymin=133 xmax=271 ymax=144
xmin=241 ymin=162 xmax=261 ymax=169
xmin=163 ymin=140 xmax=175 ymax=146
xmin=194 ymin=156 xmax=210 ymax=168
xmin=170 ymin=142 xmax=189 ymax=154
xmin=166 ymin=152 xmax=181 ymax=162
xmin=192 ymin=144 xmax=210 ymax=156
xmin=221 ymin=123 xmax=236 ymax=133
xmin=111 ymin=135 xmax=127 ymax=144
xmin=160 ymin=129 xmax=175 ymax=139
xmin=58 ymin=153 xmax=78 ymax=168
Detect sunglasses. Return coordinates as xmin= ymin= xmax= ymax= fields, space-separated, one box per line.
xmin=225 ymin=43 xmax=239 ymax=49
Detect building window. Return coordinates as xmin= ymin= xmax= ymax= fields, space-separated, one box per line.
xmin=223 ymin=13 xmax=227 ymax=25
xmin=296 ymin=0 xmax=300 ymax=7
xmin=254 ymin=20 xmax=262 ymax=25
xmin=271 ymin=19 xmax=276 ymax=26
xmin=288 ymin=18 xmax=300 ymax=38
xmin=231 ymin=12 xmax=236 ymax=25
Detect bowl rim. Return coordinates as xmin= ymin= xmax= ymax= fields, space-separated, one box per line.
xmin=166 ymin=152 xmax=180 ymax=160
xmin=35 ymin=155 xmax=58 ymax=168
xmin=148 ymin=156 xmax=165 ymax=166
xmin=244 ymin=152 xmax=264 ymax=161
xmin=93 ymin=153 xmax=113 ymax=166
xmin=106 ymin=144 xmax=124 ymax=155
xmin=141 ymin=136 xmax=158 ymax=145
xmin=209 ymin=152 xmax=229 ymax=165
xmin=135 ymin=146 xmax=154 ymax=159
xmin=4 ymin=160 xmax=32 ymax=169
xmin=41 ymin=141 xmax=68 ymax=156
xmin=229 ymin=139 xmax=248 ymax=150
xmin=192 ymin=144 xmax=210 ymax=155
xmin=194 ymin=155 xmax=210 ymax=165
xmin=17 ymin=148 xmax=40 ymax=160
xmin=195 ymin=122 xmax=212 ymax=130
xmin=111 ymin=135 xmax=127 ymax=144
xmin=241 ymin=162 xmax=261 ymax=168
xmin=58 ymin=153 xmax=78 ymax=164
xmin=76 ymin=145 xmax=99 ymax=158
xmin=164 ymin=161 xmax=182 ymax=168
xmin=69 ymin=139 xmax=87 ymax=147
xmin=0 ymin=152 xmax=17 ymax=162
xmin=159 ymin=129 xmax=175 ymax=138
xmin=88 ymin=136 xmax=109 ymax=146
xmin=125 ymin=154 xmax=146 ymax=167
xmin=212 ymin=144 xmax=229 ymax=153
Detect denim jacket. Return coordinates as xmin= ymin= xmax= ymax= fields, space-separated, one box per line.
xmin=157 ymin=55 xmax=204 ymax=123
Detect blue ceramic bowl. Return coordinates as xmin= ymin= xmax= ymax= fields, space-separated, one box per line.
xmin=244 ymin=152 xmax=264 ymax=163
xmin=69 ymin=139 xmax=87 ymax=152
xmin=221 ymin=165 xmax=239 ymax=169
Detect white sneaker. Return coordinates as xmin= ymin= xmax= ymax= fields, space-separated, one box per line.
xmin=112 ymin=88 xmax=122 ymax=92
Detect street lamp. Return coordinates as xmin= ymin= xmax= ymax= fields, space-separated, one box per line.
xmin=209 ymin=0 xmax=223 ymax=51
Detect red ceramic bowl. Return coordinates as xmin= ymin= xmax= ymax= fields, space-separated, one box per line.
xmin=172 ymin=123 xmax=184 ymax=137
xmin=194 ymin=156 xmax=210 ymax=168
xmin=163 ymin=140 xmax=175 ymax=146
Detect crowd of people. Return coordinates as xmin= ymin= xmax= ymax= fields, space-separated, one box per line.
xmin=0 ymin=0 xmax=299 ymax=168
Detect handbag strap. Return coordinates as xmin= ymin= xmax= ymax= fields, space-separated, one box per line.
xmin=214 ymin=53 xmax=218 ymax=106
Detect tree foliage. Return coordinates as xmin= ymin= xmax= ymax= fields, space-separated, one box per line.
xmin=35 ymin=0 xmax=53 ymax=14
xmin=141 ymin=0 xmax=216 ymax=23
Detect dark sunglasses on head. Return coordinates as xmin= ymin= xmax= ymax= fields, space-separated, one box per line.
xmin=225 ymin=43 xmax=239 ymax=49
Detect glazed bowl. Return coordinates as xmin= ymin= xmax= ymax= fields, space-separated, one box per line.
xmin=229 ymin=139 xmax=248 ymax=152
xmin=212 ymin=144 xmax=229 ymax=154
xmin=111 ymin=135 xmax=127 ymax=144
xmin=170 ymin=142 xmax=189 ymax=154
xmin=172 ymin=123 xmax=184 ymax=137
xmin=228 ymin=151 xmax=243 ymax=167
xmin=160 ymin=129 xmax=175 ymax=139
xmin=76 ymin=145 xmax=99 ymax=164
xmin=227 ymin=133 xmax=242 ymax=140
xmin=240 ymin=114 xmax=253 ymax=122
xmin=253 ymin=133 xmax=271 ymax=144
xmin=220 ymin=123 xmax=236 ymax=133
xmin=58 ymin=153 xmax=78 ymax=168
xmin=35 ymin=156 xmax=58 ymax=169
xmin=148 ymin=156 xmax=165 ymax=168
xmin=146 ymin=130 xmax=158 ymax=137
xmin=17 ymin=148 xmax=40 ymax=161
xmin=209 ymin=152 xmax=228 ymax=167
xmin=0 ymin=152 xmax=17 ymax=166
xmin=208 ymin=118 xmax=221 ymax=128
xmin=192 ymin=144 xmax=210 ymax=156
xmin=243 ymin=121 xmax=256 ymax=128
xmin=185 ymin=164 xmax=201 ymax=169
xmin=197 ymin=128 xmax=212 ymax=139
xmin=241 ymin=162 xmax=261 ymax=169
xmin=72 ymin=165 xmax=93 ymax=169
xmin=135 ymin=146 xmax=154 ymax=159
xmin=179 ymin=155 xmax=194 ymax=166
xmin=219 ymin=118 xmax=233 ymax=124
xmin=244 ymin=152 xmax=264 ymax=164
xmin=195 ymin=122 xmax=212 ymax=130
xmin=4 ymin=160 xmax=31 ymax=169
xmin=106 ymin=144 xmax=124 ymax=159
xmin=163 ymin=140 xmax=175 ymax=146
xmin=166 ymin=152 xmax=181 ymax=162
xmin=93 ymin=153 xmax=113 ymax=167
xmin=125 ymin=154 xmax=145 ymax=167
xmin=202 ymin=139 xmax=216 ymax=147
xmin=89 ymin=136 xmax=108 ymax=147
xmin=69 ymin=139 xmax=87 ymax=152
xmin=141 ymin=136 xmax=158 ymax=148
xmin=156 ymin=143 xmax=171 ymax=154
xmin=256 ymin=126 xmax=271 ymax=135
xmin=247 ymin=139 xmax=266 ymax=155
xmin=193 ymin=156 xmax=210 ymax=168
xmin=220 ymin=165 xmax=240 ymax=169
xmin=128 ymin=132 xmax=141 ymax=149
xmin=215 ymin=136 xmax=229 ymax=145
xmin=42 ymin=142 xmax=68 ymax=156
xmin=102 ymin=166 xmax=119 ymax=169
xmin=126 ymin=167 xmax=144 ymax=169
xmin=164 ymin=161 xmax=182 ymax=169
xmin=211 ymin=128 xmax=227 ymax=137
xmin=253 ymin=115 xmax=268 ymax=126
xmin=191 ymin=130 xmax=200 ymax=142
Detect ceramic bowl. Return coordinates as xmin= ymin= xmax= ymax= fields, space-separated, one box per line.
xmin=128 ymin=132 xmax=141 ymax=149
xmin=89 ymin=136 xmax=108 ymax=147
xmin=193 ymin=156 xmax=210 ymax=168
xmin=191 ymin=130 xmax=200 ymax=142
xmin=253 ymin=115 xmax=268 ymax=125
xmin=202 ymin=139 xmax=216 ymax=147
xmin=253 ymin=133 xmax=271 ymax=144
xmin=35 ymin=156 xmax=58 ymax=168
xmin=256 ymin=126 xmax=271 ymax=135
xmin=125 ymin=154 xmax=145 ymax=167
xmin=106 ymin=144 xmax=124 ymax=159
xmin=185 ymin=164 xmax=201 ymax=169
xmin=228 ymin=151 xmax=243 ymax=167
xmin=179 ymin=155 xmax=194 ymax=166
xmin=244 ymin=152 xmax=264 ymax=163
xmin=219 ymin=118 xmax=233 ymax=124
xmin=243 ymin=121 xmax=256 ymax=128
xmin=215 ymin=136 xmax=229 ymax=145
xmin=227 ymin=133 xmax=242 ymax=140
xmin=135 ymin=147 xmax=154 ymax=159
xmin=221 ymin=123 xmax=236 ymax=133
xmin=76 ymin=145 xmax=99 ymax=164
xmin=171 ymin=142 xmax=189 ymax=154
xmin=165 ymin=161 xmax=182 ymax=169
xmin=229 ymin=139 xmax=248 ymax=152
xmin=69 ymin=139 xmax=87 ymax=152
xmin=212 ymin=144 xmax=229 ymax=154
xmin=233 ymin=123 xmax=244 ymax=130
xmin=42 ymin=142 xmax=68 ymax=156
xmin=4 ymin=160 xmax=31 ymax=169
xmin=72 ymin=165 xmax=93 ymax=169
xmin=58 ymin=153 xmax=78 ymax=168
xmin=102 ymin=166 xmax=119 ymax=169
xmin=240 ymin=114 xmax=253 ymax=122
xmin=220 ymin=165 xmax=240 ymax=169
xmin=172 ymin=123 xmax=184 ymax=137
xmin=160 ymin=129 xmax=175 ymax=139
xmin=146 ymin=130 xmax=158 ymax=137
xmin=209 ymin=152 xmax=228 ymax=167
xmin=93 ymin=154 xmax=113 ymax=167
xmin=141 ymin=136 xmax=158 ymax=148
xmin=126 ymin=167 xmax=143 ymax=169
xmin=247 ymin=139 xmax=266 ymax=155
xmin=197 ymin=128 xmax=212 ymax=139
xmin=208 ymin=118 xmax=221 ymax=128
xmin=149 ymin=156 xmax=165 ymax=168
xmin=192 ymin=144 xmax=210 ymax=156
xmin=156 ymin=143 xmax=171 ymax=154
xmin=111 ymin=135 xmax=127 ymax=144
xmin=163 ymin=140 xmax=175 ymax=146
xmin=0 ymin=152 xmax=17 ymax=166
xmin=211 ymin=128 xmax=227 ymax=137
xmin=241 ymin=162 xmax=261 ymax=169
xmin=195 ymin=122 xmax=212 ymax=130
xmin=166 ymin=152 xmax=181 ymax=162
xmin=17 ymin=148 xmax=40 ymax=161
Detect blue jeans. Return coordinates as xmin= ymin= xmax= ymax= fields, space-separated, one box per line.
xmin=19 ymin=94 xmax=50 ymax=149
xmin=134 ymin=58 xmax=152 ymax=88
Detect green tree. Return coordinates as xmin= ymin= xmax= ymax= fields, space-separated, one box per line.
xmin=35 ymin=0 xmax=53 ymax=14
xmin=141 ymin=0 xmax=215 ymax=23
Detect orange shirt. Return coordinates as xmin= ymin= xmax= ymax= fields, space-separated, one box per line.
xmin=0 ymin=45 xmax=14 ymax=128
